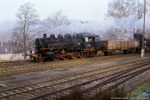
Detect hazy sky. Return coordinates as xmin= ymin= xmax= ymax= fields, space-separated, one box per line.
xmin=0 ymin=0 xmax=110 ymax=22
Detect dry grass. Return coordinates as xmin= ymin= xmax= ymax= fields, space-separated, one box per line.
xmin=57 ymin=88 xmax=86 ymax=100
xmin=93 ymin=86 xmax=126 ymax=100
xmin=56 ymin=86 xmax=126 ymax=100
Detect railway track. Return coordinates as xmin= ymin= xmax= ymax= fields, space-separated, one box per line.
xmin=0 ymin=60 xmax=32 ymax=68
xmin=0 ymin=58 xmax=150 ymax=100
xmin=0 ymin=61 xmax=21 ymax=64
xmin=30 ymin=60 xmax=150 ymax=100
xmin=0 ymin=52 xmax=148 ymax=68
xmin=0 ymin=53 xmax=140 ymax=68
xmin=88 ymin=65 xmax=150 ymax=100
xmin=0 ymin=53 xmax=142 ymax=75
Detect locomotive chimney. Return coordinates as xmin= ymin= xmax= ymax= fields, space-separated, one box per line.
xmin=43 ymin=34 xmax=47 ymax=38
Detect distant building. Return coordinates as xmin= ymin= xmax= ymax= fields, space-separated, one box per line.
xmin=0 ymin=40 xmax=24 ymax=54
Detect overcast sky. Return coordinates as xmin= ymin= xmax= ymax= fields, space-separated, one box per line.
xmin=0 ymin=0 xmax=110 ymax=22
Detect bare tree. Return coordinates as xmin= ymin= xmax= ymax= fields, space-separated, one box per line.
xmin=107 ymin=0 xmax=125 ymax=18
xmin=107 ymin=0 xmax=146 ymax=19
xmin=13 ymin=3 xmax=39 ymax=59
xmin=42 ymin=11 xmax=69 ymax=30
xmin=135 ymin=0 xmax=145 ymax=19
xmin=107 ymin=0 xmax=149 ymax=40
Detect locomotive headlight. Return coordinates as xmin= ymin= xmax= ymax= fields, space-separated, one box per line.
xmin=78 ymin=43 xmax=80 ymax=45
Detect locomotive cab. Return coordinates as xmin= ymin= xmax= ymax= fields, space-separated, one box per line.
xmin=84 ymin=37 xmax=95 ymax=48
xmin=83 ymin=35 xmax=100 ymax=50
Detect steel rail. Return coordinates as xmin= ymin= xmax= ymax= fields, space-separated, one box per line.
xmin=0 ymin=58 xmax=149 ymax=99
xmin=27 ymin=60 xmax=150 ymax=100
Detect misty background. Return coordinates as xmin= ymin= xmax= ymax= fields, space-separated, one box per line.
xmin=0 ymin=0 xmax=150 ymax=41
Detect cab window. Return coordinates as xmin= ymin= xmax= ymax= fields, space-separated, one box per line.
xmin=85 ymin=37 xmax=94 ymax=42
xmin=85 ymin=37 xmax=88 ymax=42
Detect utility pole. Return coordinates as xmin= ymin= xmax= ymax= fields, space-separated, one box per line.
xmin=141 ymin=0 xmax=146 ymax=58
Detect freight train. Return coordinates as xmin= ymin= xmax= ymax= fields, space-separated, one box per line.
xmin=29 ymin=33 xmax=150 ymax=62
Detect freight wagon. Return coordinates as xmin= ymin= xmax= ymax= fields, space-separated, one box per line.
xmin=100 ymin=40 xmax=140 ymax=55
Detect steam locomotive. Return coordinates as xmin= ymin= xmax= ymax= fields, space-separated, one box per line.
xmin=29 ymin=33 xmax=150 ymax=62
xmin=30 ymin=33 xmax=102 ymax=61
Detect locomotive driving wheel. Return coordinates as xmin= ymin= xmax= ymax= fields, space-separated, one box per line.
xmin=51 ymin=57 xmax=58 ymax=61
xmin=59 ymin=55 xmax=67 ymax=60
xmin=38 ymin=54 xmax=44 ymax=62
xmin=51 ymin=55 xmax=58 ymax=61
xmin=76 ymin=52 xmax=82 ymax=59
xmin=80 ymin=52 xmax=87 ymax=58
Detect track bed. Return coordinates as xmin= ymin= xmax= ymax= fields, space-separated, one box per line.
xmin=0 ymin=53 xmax=150 ymax=100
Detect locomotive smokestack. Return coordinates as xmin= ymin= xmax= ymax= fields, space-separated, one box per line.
xmin=43 ymin=34 xmax=47 ymax=38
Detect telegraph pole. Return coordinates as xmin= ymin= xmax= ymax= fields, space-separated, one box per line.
xmin=141 ymin=0 xmax=146 ymax=58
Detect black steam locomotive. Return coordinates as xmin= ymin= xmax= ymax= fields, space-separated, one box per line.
xmin=30 ymin=33 xmax=102 ymax=61
xmin=29 ymin=33 xmax=150 ymax=62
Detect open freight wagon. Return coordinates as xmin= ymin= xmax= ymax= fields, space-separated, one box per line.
xmin=100 ymin=40 xmax=140 ymax=55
